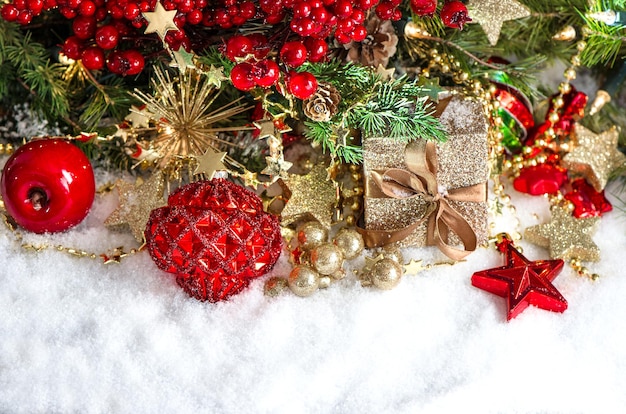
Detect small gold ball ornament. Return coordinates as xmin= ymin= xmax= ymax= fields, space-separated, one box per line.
xmin=318 ymin=276 xmax=332 ymax=289
xmin=333 ymin=228 xmax=364 ymax=260
xmin=371 ymin=258 xmax=403 ymax=290
xmin=288 ymin=265 xmax=320 ymax=297
xmin=382 ymin=246 xmax=404 ymax=264
xmin=264 ymin=276 xmax=288 ymax=297
xmin=310 ymin=243 xmax=344 ymax=275
xmin=296 ymin=221 xmax=329 ymax=251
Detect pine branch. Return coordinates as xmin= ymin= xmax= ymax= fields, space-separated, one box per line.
xmin=580 ymin=16 xmax=626 ymax=67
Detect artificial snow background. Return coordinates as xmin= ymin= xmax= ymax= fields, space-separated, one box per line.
xmin=2 ymin=74 xmax=626 ymax=413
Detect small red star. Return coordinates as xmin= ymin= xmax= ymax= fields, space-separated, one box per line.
xmin=471 ymin=236 xmax=567 ymax=320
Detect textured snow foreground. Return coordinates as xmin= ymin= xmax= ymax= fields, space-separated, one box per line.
xmin=0 ymin=163 xmax=625 ymax=413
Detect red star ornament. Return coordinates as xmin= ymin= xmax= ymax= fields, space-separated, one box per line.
xmin=471 ymin=236 xmax=567 ymax=320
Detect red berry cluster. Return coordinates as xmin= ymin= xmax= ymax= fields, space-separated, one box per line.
xmin=0 ymin=0 xmax=409 ymax=79
xmin=222 ymin=0 xmax=406 ymax=99
xmin=225 ymin=33 xmax=322 ymax=99
xmin=410 ymin=0 xmax=471 ymax=30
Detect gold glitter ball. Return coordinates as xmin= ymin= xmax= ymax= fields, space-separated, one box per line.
xmin=524 ymin=205 xmax=600 ymax=262
xmin=333 ymin=228 xmax=364 ymax=260
xmin=297 ymin=221 xmax=329 ymax=251
xmin=310 ymin=243 xmax=344 ymax=275
xmin=288 ymin=265 xmax=320 ymax=297
xmin=371 ymin=258 xmax=403 ymax=290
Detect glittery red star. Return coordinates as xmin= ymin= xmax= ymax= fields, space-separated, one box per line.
xmin=471 ymin=236 xmax=567 ymax=320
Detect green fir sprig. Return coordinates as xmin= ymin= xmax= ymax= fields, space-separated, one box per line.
xmin=300 ymin=61 xmax=446 ymax=164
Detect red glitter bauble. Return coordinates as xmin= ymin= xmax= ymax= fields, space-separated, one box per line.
xmin=145 ymin=179 xmax=282 ymax=302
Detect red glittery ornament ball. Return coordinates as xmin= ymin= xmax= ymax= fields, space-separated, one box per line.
xmin=145 ymin=179 xmax=282 ymax=302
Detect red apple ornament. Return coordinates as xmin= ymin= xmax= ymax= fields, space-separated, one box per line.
xmin=1 ymin=139 xmax=96 ymax=233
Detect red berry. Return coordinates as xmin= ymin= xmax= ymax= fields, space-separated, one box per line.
xmin=0 ymin=139 xmax=96 ymax=234
xmin=81 ymin=46 xmax=105 ymax=70
xmin=248 ymin=33 xmax=270 ymax=59
xmin=280 ymin=41 xmax=308 ymax=67
xmin=72 ymin=15 xmax=97 ymax=39
xmin=95 ymin=25 xmax=119 ymax=49
xmin=106 ymin=49 xmax=144 ymax=76
xmin=253 ymin=59 xmax=280 ymax=87
xmin=351 ymin=9 xmax=365 ymax=23
xmin=230 ymin=62 xmax=256 ymax=91
xmin=351 ymin=25 xmax=367 ymax=42
xmin=78 ymin=0 xmax=95 ymax=16
xmin=410 ymin=0 xmax=437 ymax=16
xmin=375 ymin=2 xmax=394 ymax=20
xmin=240 ymin=1 xmax=256 ymax=18
xmin=265 ymin=10 xmax=286 ymax=25
xmin=123 ymin=2 xmax=140 ymax=19
xmin=310 ymin=6 xmax=329 ymax=23
xmin=304 ymin=37 xmax=328 ymax=62
xmin=334 ymin=0 xmax=352 ymax=18
xmin=187 ymin=9 xmax=202 ymax=25
xmin=287 ymin=71 xmax=317 ymax=99
xmin=122 ymin=49 xmax=145 ymax=75
xmin=27 ymin=0 xmax=44 ymax=15
xmin=61 ymin=36 xmax=83 ymax=60
xmin=225 ymin=34 xmax=253 ymax=61
xmin=293 ymin=1 xmax=311 ymax=18
xmin=1 ymin=4 xmax=19 ymax=21
xmin=440 ymin=0 xmax=471 ymax=30
xmin=16 ymin=9 xmax=32 ymax=24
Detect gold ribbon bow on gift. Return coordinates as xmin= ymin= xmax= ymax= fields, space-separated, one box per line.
xmin=360 ymin=141 xmax=486 ymax=261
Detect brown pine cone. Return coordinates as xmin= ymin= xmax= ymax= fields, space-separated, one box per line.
xmin=303 ymin=83 xmax=341 ymax=122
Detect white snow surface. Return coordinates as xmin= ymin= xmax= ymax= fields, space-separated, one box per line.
xmin=1 ymin=168 xmax=626 ymax=414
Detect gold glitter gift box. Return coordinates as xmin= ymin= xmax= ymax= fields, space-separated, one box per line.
xmin=362 ymin=94 xmax=489 ymax=253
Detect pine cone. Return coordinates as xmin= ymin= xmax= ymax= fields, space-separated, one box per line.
xmin=303 ymin=83 xmax=341 ymax=122
xmin=346 ymin=16 xmax=398 ymax=68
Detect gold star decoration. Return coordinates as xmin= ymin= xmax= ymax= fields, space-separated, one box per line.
xmin=467 ymin=0 xmax=531 ymax=46
xmin=261 ymin=154 xmax=293 ymax=183
xmin=100 ymin=247 xmax=128 ymax=264
xmin=563 ymin=124 xmax=626 ymax=191
xmin=193 ymin=149 xmax=227 ymax=179
xmin=403 ymin=259 xmax=426 ymax=275
xmin=524 ymin=205 xmax=600 ymax=262
xmin=105 ymin=173 xmax=167 ymax=242
xmin=171 ymin=47 xmax=196 ymax=72
xmin=125 ymin=105 xmax=151 ymax=129
xmin=142 ymin=1 xmax=179 ymax=42
xmin=241 ymin=170 xmax=260 ymax=189
xmin=281 ymin=163 xmax=337 ymax=228
xmin=253 ymin=119 xmax=276 ymax=139
xmin=202 ymin=65 xmax=227 ymax=88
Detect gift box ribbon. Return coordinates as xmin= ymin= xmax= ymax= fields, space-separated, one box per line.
xmin=360 ymin=141 xmax=486 ymax=260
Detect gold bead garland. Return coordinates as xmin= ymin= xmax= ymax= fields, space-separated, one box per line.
xmin=0 ymin=182 xmax=143 ymax=265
